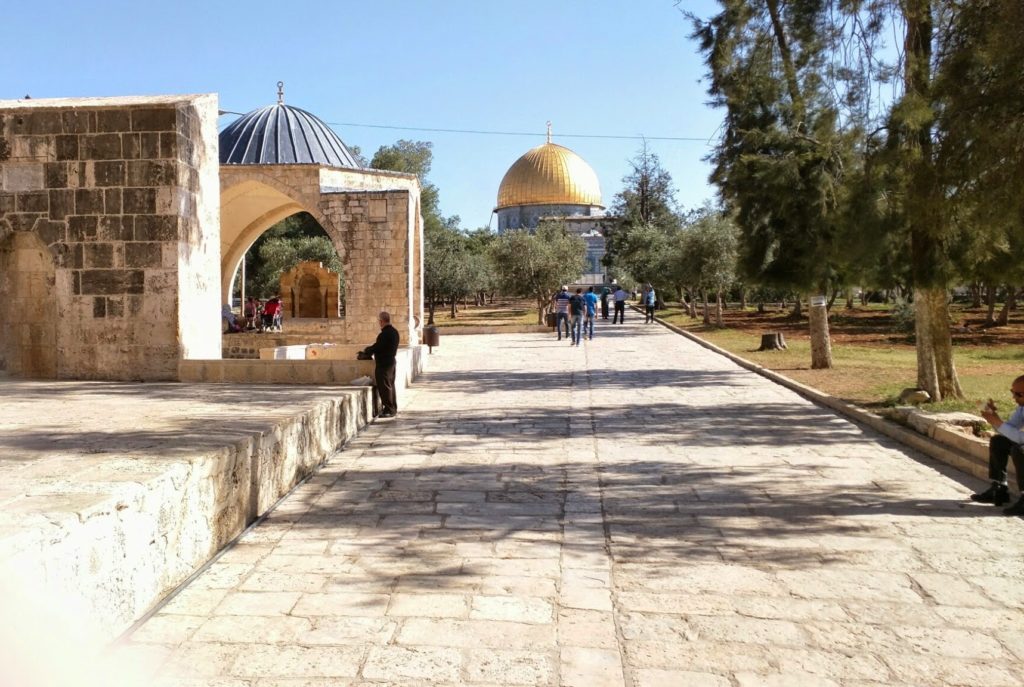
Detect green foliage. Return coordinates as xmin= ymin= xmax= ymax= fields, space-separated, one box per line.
xmin=604 ymin=144 xmax=682 ymax=282
xmin=690 ymin=0 xmax=855 ymax=294
xmin=489 ymin=221 xmax=586 ymax=323
xmin=243 ymin=213 xmax=342 ymax=299
xmin=679 ymin=209 xmax=738 ymax=295
xmin=370 ymin=140 xmax=440 ymax=217
xmin=253 ymin=235 xmax=342 ymax=299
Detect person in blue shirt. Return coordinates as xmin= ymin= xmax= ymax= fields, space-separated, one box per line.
xmin=552 ymin=286 xmax=571 ymax=341
xmin=644 ymin=284 xmax=657 ymax=324
xmin=583 ymin=286 xmax=599 ymax=340
xmin=974 ymin=374 xmax=1024 ymax=515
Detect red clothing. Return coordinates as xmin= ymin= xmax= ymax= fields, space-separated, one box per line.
xmin=263 ymin=299 xmax=281 ymax=316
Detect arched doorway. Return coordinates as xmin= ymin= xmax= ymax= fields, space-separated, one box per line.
xmin=0 ymin=231 xmax=57 ymax=378
xmin=298 ymin=274 xmax=324 ymax=318
xmin=235 ymin=212 xmax=345 ymax=320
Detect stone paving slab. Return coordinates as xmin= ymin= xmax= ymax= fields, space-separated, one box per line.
xmin=122 ymin=321 xmax=1024 ymax=686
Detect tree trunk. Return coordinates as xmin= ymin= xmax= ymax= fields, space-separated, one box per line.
xmin=996 ymin=286 xmax=1016 ymax=326
xmin=450 ymin=298 xmax=457 ymax=319
xmin=758 ymin=332 xmax=787 ymax=350
xmin=715 ymin=290 xmax=724 ymax=327
xmin=757 ymin=301 xmax=766 ymax=313
xmin=702 ymin=290 xmax=711 ymax=325
xmin=739 ymin=289 xmax=747 ymax=310
xmin=985 ymin=284 xmax=997 ymax=325
xmin=914 ymin=287 xmax=963 ymax=402
xmin=790 ymin=298 xmax=802 ymax=319
xmin=846 ymin=290 xmax=855 ymax=309
xmin=904 ymin=1 xmax=962 ymax=402
xmin=970 ymin=282 xmax=982 ymax=308
xmin=428 ymin=298 xmax=436 ymax=325
xmin=809 ymin=298 xmax=833 ymax=369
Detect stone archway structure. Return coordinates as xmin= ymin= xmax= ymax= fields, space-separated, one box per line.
xmin=220 ymin=165 xmax=424 ymax=347
xmin=279 ymin=261 xmax=341 ymax=319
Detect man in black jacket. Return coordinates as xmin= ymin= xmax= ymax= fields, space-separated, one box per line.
xmin=362 ymin=311 xmax=400 ymax=417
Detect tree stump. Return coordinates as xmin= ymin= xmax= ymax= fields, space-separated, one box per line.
xmin=758 ymin=332 xmax=787 ymax=350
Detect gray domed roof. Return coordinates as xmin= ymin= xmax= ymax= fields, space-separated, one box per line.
xmin=219 ymin=103 xmax=361 ymax=168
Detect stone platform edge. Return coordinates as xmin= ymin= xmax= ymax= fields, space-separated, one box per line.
xmin=2 ymin=387 xmax=374 ymax=641
xmin=181 ymin=344 xmax=426 ymax=391
xmin=652 ymin=312 xmax=991 ymax=484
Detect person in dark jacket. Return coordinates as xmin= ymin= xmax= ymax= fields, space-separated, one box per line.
xmin=362 ymin=311 xmax=401 ymax=417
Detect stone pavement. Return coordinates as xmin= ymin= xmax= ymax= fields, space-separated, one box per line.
xmin=124 ymin=318 xmax=1024 ymax=686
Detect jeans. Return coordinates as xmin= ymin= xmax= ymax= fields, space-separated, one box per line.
xmin=613 ymin=301 xmax=625 ymax=323
xmin=645 ymin=304 xmax=655 ymax=323
xmin=989 ymin=434 xmax=1024 ymax=489
xmin=585 ymin=314 xmax=595 ymax=339
xmin=571 ymin=315 xmax=582 ymax=344
xmin=556 ymin=312 xmax=570 ymax=339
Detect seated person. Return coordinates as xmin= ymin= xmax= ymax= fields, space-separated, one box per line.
xmin=973 ymin=374 xmax=1024 ymax=515
xmin=221 ymin=304 xmax=241 ymax=333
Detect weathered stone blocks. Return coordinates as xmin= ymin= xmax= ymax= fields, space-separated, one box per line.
xmin=0 ymin=94 xmax=221 ymax=380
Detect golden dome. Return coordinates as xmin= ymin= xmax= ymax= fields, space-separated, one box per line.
xmin=496 ymin=141 xmax=603 ymax=210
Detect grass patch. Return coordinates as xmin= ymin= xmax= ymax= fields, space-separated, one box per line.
xmin=658 ymin=304 xmax=1023 ymax=416
xmin=431 ymin=299 xmax=540 ymax=328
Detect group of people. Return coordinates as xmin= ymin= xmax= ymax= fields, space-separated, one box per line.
xmin=223 ymin=297 xmax=283 ymax=334
xmin=552 ymin=285 xmax=599 ymax=345
xmin=551 ymin=283 xmax=657 ymax=343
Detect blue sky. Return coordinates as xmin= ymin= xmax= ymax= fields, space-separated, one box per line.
xmin=5 ymin=0 xmax=723 ymax=229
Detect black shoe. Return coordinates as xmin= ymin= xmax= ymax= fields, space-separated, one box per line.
xmin=379 ymin=410 xmax=396 ymax=418
xmin=1003 ymin=496 xmax=1024 ymax=516
xmin=971 ymin=483 xmax=1010 ymax=506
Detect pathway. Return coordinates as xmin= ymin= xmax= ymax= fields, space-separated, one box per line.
xmin=126 ymin=317 xmax=1024 ymax=686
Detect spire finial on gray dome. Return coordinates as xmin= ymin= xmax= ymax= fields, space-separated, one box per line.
xmin=277 ymin=81 xmax=284 ymax=105
xmin=546 ymin=121 xmax=552 ymax=144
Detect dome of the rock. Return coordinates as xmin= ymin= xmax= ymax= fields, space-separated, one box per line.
xmin=219 ymin=102 xmax=360 ymax=168
xmin=495 ymin=142 xmax=603 ymax=210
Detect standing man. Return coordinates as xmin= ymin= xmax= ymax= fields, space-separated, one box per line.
xmin=613 ymin=285 xmax=628 ymax=324
xmin=973 ymin=375 xmax=1024 ymax=515
xmin=569 ymin=288 xmax=586 ymax=346
xmin=644 ymin=284 xmax=657 ymax=324
xmin=584 ymin=286 xmax=599 ymax=340
xmin=553 ymin=286 xmax=571 ymax=341
xmin=362 ymin=311 xmax=400 ymax=418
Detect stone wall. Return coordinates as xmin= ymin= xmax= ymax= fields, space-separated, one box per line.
xmin=321 ymin=190 xmax=417 ymax=346
xmin=0 ymin=95 xmax=221 ymax=380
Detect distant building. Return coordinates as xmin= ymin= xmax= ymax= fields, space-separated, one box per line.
xmin=494 ymin=126 xmax=609 ymax=284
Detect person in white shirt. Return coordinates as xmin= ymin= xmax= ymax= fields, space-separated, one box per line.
xmin=974 ymin=374 xmax=1024 ymax=515
xmin=612 ymin=287 xmax=628 ymax=324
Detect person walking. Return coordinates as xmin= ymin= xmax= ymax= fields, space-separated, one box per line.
xmin=362 ymin=311 xmax=401 ymax=418
xmin=973 ymin=375 xmax=1024 ymax=515
xmin=584 ymin=286 xmax=599 ymax=340
xmin=568 ymin=288 xmax=586 ymax=346
xmin=600 ymin=286 xmax=610 ymax=320
xmin=613 ymin=285 xmax=628 ymax=324
xmin=553 ymin=286 xmax=571 ymax=341
xmin=644 ymin=284 xmax=657 ymax=324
